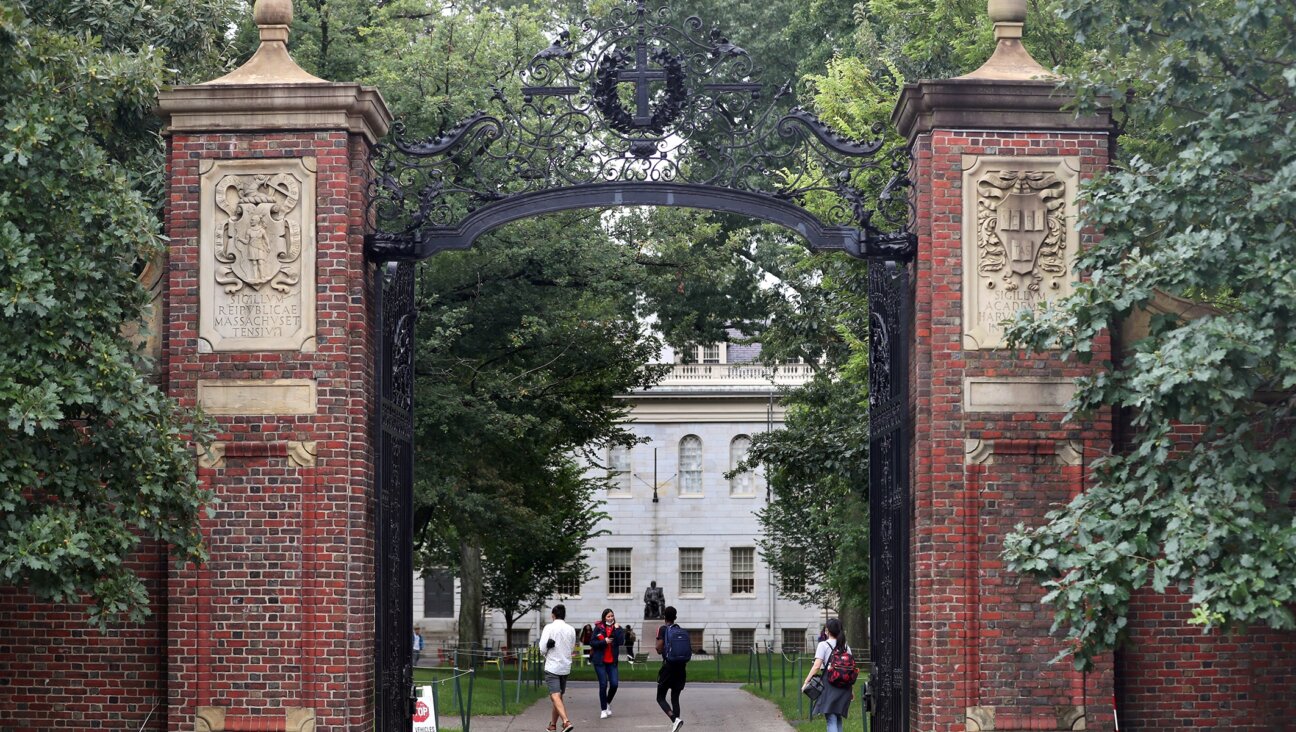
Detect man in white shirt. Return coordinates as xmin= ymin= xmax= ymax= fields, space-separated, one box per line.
xmin=539 ymin=604 xmax=577 ymax=732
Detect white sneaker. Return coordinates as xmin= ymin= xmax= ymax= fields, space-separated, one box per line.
xmin=600 ymin=710 xmax=610 ymax=719
xmin=671 ymin=718 xmax=684 ymax=732
xmin=606 ymin=707 xmax=612 ymax=717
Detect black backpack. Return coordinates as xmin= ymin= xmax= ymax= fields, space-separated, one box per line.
xmin=663 ymin=624 xmax=692 ymax=663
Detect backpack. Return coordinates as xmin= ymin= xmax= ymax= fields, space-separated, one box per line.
xmin=663 ymin=624 xmax=692 ymax=663
xmin=824 ymin=644 xmax=858 ymax=688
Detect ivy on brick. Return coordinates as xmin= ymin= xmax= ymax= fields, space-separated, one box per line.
xmin=1002 ymin=0 xmax=1296 ymax=669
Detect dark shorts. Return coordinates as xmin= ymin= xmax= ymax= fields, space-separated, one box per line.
xmin=544 ymin=672 xmax=569 ymax=695
xmin=657 ymin=662 xmax=687 ymax=691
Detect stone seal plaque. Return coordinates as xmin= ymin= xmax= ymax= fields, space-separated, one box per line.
xmin=199 ymin=157 xmax=317 ymax=352
xmin=962 ymin=156 xmax=1079 ymax=350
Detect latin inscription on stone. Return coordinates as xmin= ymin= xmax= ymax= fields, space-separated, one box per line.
xmin=199 ymin=158 xmax=317 ymax=352
xmin=962 ymin=156 xmax=1080 ymax=350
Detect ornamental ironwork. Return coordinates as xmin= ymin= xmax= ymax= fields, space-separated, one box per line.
xmin=374 ymin=261 xmax=416 ymax=732
xmin=365 ymin=0 xmax=916 ymax=262
xmin=867 ymin=261 xmax=910 ymax=732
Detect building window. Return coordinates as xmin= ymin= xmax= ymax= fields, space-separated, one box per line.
xmin=687 ymin=628 xmax=705 ymax=653
xmin=679 ymin=435 xmax=703 ymax=495
xmin=779 ymin=572 xmax=807 ymax=596
xmin=731 ymin=547 xmax=756 ymax=596
xmin=555 ymin=565 xmax=582 ymax=597
xmin=422 ymin=569 xmax=454 ymax=618
xmin=782 ymin=628 xmax=808 ymax=653
xmin=508 ymin=629 xmax=530 ymax=650
xmin=729 ymin=435 xmax=754 ymax=496
xmin=679 ymin=548 xmax=704 ymax=595
xmin=701 ymin=344 xmax=722 ymax=364
xmin=731 ymin=628 xmax=756 ymax=654
xmin=608 ymin=548 xmax=632 ymax=596
xmin=608 ymin=445 xmax=631 ymax=493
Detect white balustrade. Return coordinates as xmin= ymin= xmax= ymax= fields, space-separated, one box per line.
xmin=646 ymin=362 xmax=815 ymax=388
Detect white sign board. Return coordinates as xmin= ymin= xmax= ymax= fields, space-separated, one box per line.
xmin=413 ymin=685 xmax=438 ymax=732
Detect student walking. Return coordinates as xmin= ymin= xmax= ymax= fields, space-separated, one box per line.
xmin=800 ymin=618 xmax=856 ymax=732
xmin=624 ymin=625 xmax=637 ymax=662
xmin=655 ymin=606 xmax=690 ymax=732
xmin=539 ymin=605 xmax=577 ymax=732
xmin=589 ymin=608 xmax=625 ymax=718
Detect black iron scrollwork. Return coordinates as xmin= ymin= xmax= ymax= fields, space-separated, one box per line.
xmin=868 ymin=261 xmax=910 ymax=732
xmin=366 ymin=0 xmax=916 ymax=262
xmin=375 ymin=261 xmax=416 ymax=732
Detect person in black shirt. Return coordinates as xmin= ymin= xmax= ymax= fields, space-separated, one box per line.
xmin=654 ymin=606 xmax=687 ymax=732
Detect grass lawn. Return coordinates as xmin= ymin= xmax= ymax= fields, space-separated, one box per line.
xmin=414 ymin=665 xmax=550 ymax=720
xmin=732 ymin=653 xmax=873 ymax=732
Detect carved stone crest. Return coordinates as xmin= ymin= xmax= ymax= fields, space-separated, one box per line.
xmin=976 ymin=171 xmax=1067 ymax=291
xmin=199 ymin=157 xmax=317 ymax=352
xmin=962 ymin=156 xmax=1079 ymax=350
xmin=214 ymin=173 xmax=303 ymax=294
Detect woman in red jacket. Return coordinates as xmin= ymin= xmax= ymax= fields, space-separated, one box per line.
xmin=588 ymin=608 xmax=625 ymax=719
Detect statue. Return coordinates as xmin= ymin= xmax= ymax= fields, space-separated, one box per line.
xmin=643 ymin=580 xmax=665 ymax=620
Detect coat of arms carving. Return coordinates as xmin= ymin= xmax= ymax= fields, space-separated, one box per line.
xmin=961 ymin=156 xmax=1078 ymax=350
xmin=213 ymin=173 xmax=303 ymax=294
xmin=975 ymin=171 xmax=1067 ymax=292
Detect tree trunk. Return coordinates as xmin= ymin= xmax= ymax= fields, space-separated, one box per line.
xmin=458 ymin=537 xmax=485 ymax=653
xmin=842 ymin=602 xmax=869 ymax=661
xmin=503 ymin=612 xmax=516 ymax=651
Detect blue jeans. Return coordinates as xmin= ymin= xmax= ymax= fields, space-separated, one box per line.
xmin=825 ymin=714 xmax=843 ymax=732
xmin=594 ymin=662 xmax=619 ymax=710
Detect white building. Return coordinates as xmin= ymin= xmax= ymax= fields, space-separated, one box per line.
xmin=414 ymin=343 xmax=830 ymax=656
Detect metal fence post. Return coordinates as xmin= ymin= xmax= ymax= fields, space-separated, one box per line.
xmin=498 ymin=652 xmax=506 ymax=714
xmin=780 ymin=648 xmax=786 ymax=698
xmin=796 ymin=655 xmax=803 ymax=719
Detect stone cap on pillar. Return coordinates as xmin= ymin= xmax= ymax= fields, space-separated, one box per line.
xmin=892 ymin=0 xmax=1110 ymax=141
xmin=157 ymin=0 xmax=392 ymax=145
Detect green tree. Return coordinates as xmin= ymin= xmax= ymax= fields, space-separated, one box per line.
xmin=747 ymin=375 xmax=871 ymax=610
xmin=411 ymin=214 xmax=665 ymax=647
xmin=481 ymin=463 xmax=607 ymax=642
xmin=0 ymin=0 xmax=238 ymax=624
xmin=297 ymin=0 xmax=673 ymax=647
xmin=1001 ymin=0 xmax=1296 ymax=668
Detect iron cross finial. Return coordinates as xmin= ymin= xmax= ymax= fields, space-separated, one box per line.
xmin=619 ymin=37 xmax=669 ymax=126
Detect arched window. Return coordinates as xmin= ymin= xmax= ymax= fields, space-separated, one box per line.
xmin=679 ymin=435 xmax=703 ymax=495
xmin=608 ymin=445 xmax=631 ymax=493
xmin=729 ymin=435 xmax=754 ymax=496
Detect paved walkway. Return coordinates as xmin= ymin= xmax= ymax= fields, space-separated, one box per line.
xmin=442 ymin=681 xmax=797 ymax=732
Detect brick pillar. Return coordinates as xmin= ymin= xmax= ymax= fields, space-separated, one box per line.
xmin=892 ymin=4 xmax=1114 ymax=731
xmin=157 ymin=1 xmax=391 ymax=730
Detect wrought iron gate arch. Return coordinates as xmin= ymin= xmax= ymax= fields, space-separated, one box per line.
xmin=368 ymin=182 xmax=887 ymax=261
xmin=364 ymin=2 xmax=915 ymax=730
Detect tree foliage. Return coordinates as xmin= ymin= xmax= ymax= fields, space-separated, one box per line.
xmin=408 ymin=209 xmax=666 ymax=641
xmin=0 ymin=0 xmax=238 ymax=624
xmin=1001 ymin=0 xmax=1296 ymax=668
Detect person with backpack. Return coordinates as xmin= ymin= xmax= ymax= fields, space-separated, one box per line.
xmin=800 ymin=618 xmax=856 ymax=732
xmin=654 ymin=606 xmax=690 ymax=732
xmin=589 ymin=608 xmax=625 ymax=719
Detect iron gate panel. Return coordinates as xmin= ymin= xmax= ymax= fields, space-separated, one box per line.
xmin=375 ymin=261 xmax=417 ymax=732
xmin=362 ymin=6 xmax=920 ymax=732
xmin=868 ymin=261 xmax=910 ymax=732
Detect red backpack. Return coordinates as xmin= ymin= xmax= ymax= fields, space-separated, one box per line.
xmin=825 ymin=644 xmax=858 ymax=688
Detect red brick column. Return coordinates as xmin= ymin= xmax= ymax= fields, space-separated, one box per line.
xmin=893 ymin=16 xmax=1115 ymax=731
xmin=156 ymin=6 xmax=391 ymax=728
